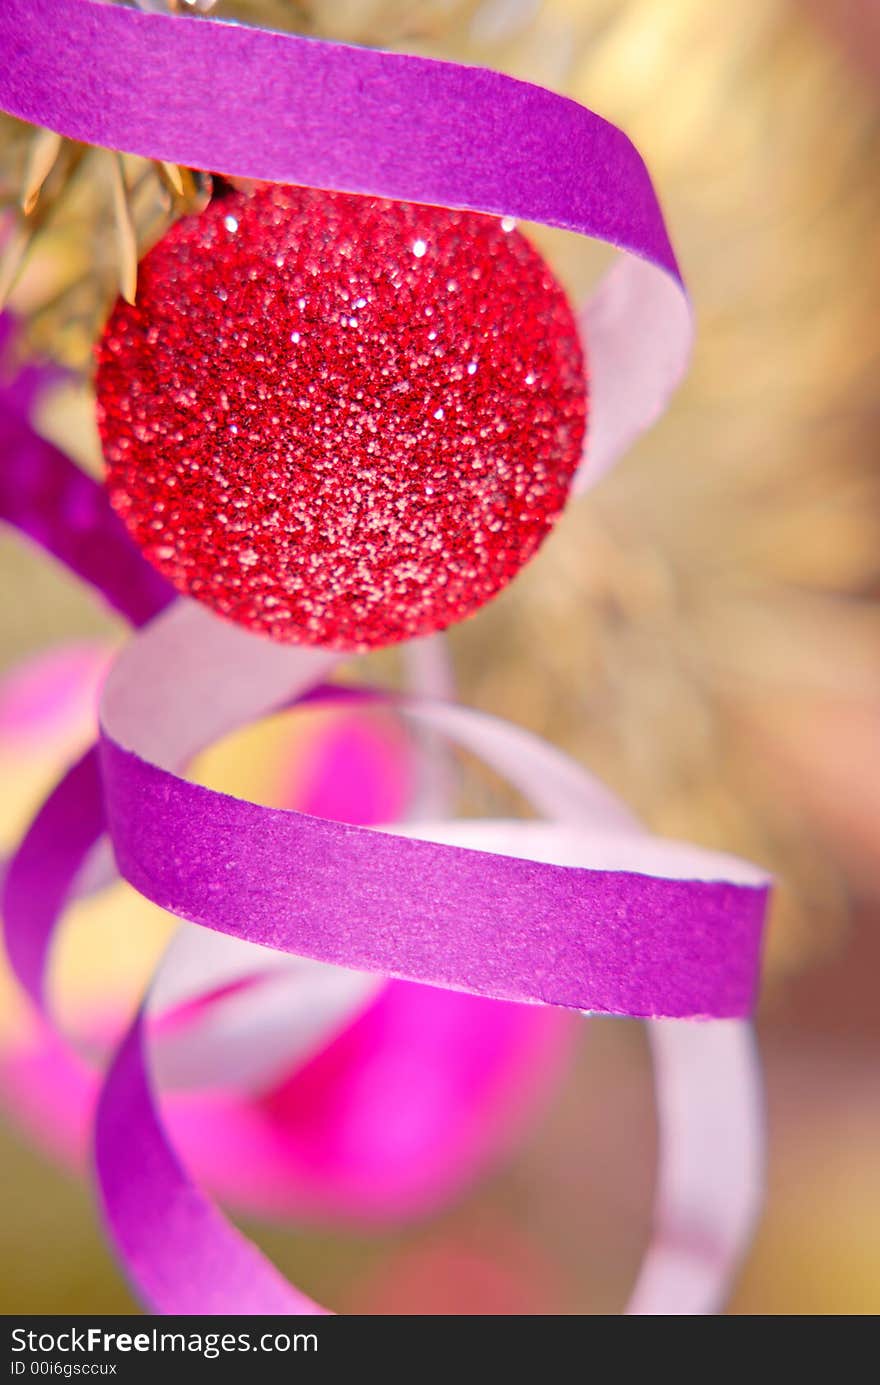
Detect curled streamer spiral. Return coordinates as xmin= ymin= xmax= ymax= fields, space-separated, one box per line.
xmin=0 ymin=0 xmax=769 ymax=1316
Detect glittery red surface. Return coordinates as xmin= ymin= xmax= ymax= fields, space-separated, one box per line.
xmin=96 ymin=185 xmax=587 ymax=650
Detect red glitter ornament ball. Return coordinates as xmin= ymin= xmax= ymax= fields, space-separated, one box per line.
xmin=96 ymin=185 xmax=587 ymax=650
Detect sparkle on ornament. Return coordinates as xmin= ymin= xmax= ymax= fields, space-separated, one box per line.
xmin=96 ymin=184 xmax=588 ymax=651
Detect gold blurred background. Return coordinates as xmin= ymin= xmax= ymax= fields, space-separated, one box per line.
xmin=0 ymin=0 xmax=878 ymax=1314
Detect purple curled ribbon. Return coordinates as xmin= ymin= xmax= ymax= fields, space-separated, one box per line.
xmin=0 ymin=316 xmax=172 ymax=626
xmin=0 ymin=0 xmax=692 ymax=487
xmin=100 ymin=605 xmax=768 ymax=1022
xmin=4 ymin=602 xmax=768 ymax=1315
xmin=0 ymin=0 xmax=767 ymax=1315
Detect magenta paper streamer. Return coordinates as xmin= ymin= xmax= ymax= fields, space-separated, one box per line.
xmin=104 ymin=747 xmax=765 ymax=1014
xmin=0 ymin=603 xmax=770 ymax=1307
xmin=0 ymin=0 xmax=767 ymax=1316
xmin=1 ymin=604 xmax=768 ymax=1313
xmin=98 ymin=606 xmax=767 ymax=1020
xmin=630 ymin=1021 xmax=764 ymax=1315
xmin=0 ymin=436 xmax=172 ymax=627
xmin=95 ymin=604 xmax=767 ymax=1314
xmin=0 ymin=1 xmax=678 ymax=265
xmin=0 ymin=650 xmax=573 ymax=1228
xmin=98 ymin=1018 xmax=325 ymax=1316
xmin=0 ymin=600 xmax=768 ymax=1313
xmin=0 ymin=317 xmax=172 ymax=626
xmin=0 ymin=0 xmax=691 ymax=488
xmin=94 ymin=604 xmax=764 ymax=1315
